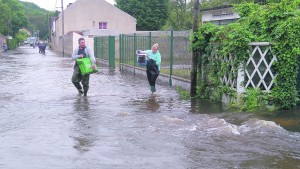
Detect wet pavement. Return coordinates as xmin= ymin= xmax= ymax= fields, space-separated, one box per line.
xmin=0 ymin=46 xmax=299 ymax=169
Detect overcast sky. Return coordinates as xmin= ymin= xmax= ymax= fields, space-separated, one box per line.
xmin=20 ymin=0 xmax=115 ymax=11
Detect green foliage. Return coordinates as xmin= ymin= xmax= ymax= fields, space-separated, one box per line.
xmin=163 ymin=0 xmax=194 ymax=30
xmin=0 ymin=0 xmax=54 ymax=40
xmin=6 ymin=30 xmax=28 ymax=50
xmin=115 ymin=0 xmax=169 ymax=30
xmin=0 ymin=1 xmax=11 ymax=34
xmin=6 ymin=38 xmax=17 ymax=50
xmin=240 ymin=88 xmax=278 ymax=111
xmin=193 ymin=1 xmax=300 ymax=110
xmin=15 ymin=30 xmax=28 ymax=42
xmin=21 ymin=1 xmax=54 ymax=40
xmin=0 ymin=0 xmax=28 ymax=36
xmin=176 ymin=86 xmax=190 ymax=100
xmin=200 ymin=0 xmax=282 ymax=10
xmin=241 ymin=88 xmax=262 ymax=111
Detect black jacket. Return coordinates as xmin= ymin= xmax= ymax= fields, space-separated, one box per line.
xmin=147 ymin=59 xmax=159 ymax=75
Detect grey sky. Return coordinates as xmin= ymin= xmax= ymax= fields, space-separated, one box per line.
xmin=20 ymin=0 xmax=115 ymax=11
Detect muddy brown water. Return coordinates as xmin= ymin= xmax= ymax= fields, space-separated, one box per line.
xmin=0 ymin=46 xmax=299 ymax=169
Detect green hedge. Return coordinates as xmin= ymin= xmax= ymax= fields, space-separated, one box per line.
xmin=192 ymin=0 xmax=300 ymax=110
xmin=7 ymin=38 xmax=18 ymax=50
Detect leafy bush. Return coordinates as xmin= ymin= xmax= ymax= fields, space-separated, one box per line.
xmin=176 ymin=86 xmax=190 ymax=100
xmin=192 ymin=0 xmax=300 ymax=110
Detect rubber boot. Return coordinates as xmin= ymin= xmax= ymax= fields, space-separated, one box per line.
xmin=150 ymin=86 xmax=156 ymax=93
xmin=78 ymin=89 xmax=84 ymax=94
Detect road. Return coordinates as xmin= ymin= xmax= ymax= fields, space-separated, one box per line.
xmin=0 ymin=46 xmax=299 ymax=169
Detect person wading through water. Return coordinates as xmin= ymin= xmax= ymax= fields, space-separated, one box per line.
xmin=138 ymin=43 xmax=161 ymax=93
xmin=71 ymin=37 xmax=96 ymax=96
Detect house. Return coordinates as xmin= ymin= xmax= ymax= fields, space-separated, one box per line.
xmin=50 ymin=0 xmax=136 ymax=55
xmin=201 ymin=5 xmax=240 ymax=26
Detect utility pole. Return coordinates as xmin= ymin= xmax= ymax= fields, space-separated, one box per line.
xmin=61 ymin=0 xmax=65 ymax=57
xmin=190 ymin=0 xmax=200 ymax=97
xmin=48 ymin=12 xmax=50 ymax=42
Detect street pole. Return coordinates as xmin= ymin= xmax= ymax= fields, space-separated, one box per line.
xmin=61 ymin=0 xmax=65 ymax=57
xmin=190 ymin=0 xmax=200 ymax=97
xmin=48 ymin=12 xmax=50 ymax=42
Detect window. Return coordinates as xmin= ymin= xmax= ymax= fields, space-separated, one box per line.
xmin=209 ymin=19 xmax=237 ymax=26
xmin=99 ymin=22 xmax=107 ymax=29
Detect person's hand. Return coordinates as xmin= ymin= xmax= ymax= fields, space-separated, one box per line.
xmin=91 ymin=64 xmax=96 ymax=70
xmin=79 ymin=54 xmax=84 ymax=58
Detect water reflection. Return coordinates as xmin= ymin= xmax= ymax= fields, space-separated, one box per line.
xmin=72 ymin=97 xmax=94 ymax=154
xmin=108 ymin=68 xmax=116 ymax=76
xmin=74 ymin=96 xmax=90 ymax=112
xmin=145 ymin=95 xmax=160 ymax=111
xmin=261 ymin=107 xmax=300 ymax=132
xmin=190 ymin=98 xmax=224 ymax=114
xmin=190 ymin=97 xmax=300 ymax=132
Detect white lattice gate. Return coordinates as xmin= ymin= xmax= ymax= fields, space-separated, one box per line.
xmin=218 ymin=42 xmax=277 ymax=93
xmin=243 ymin=42 xmax=277 ymax=92
xmin=204 ymin=42 xmax=277 ymax=95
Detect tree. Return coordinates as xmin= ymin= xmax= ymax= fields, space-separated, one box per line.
xmin=15 ymin=30 xmax=29 ymax=42
xmin=0 ymin=0 xmax=28 ymax=36
xmin=163 ymin=0 xmax=194 ymax=30
xmin=21 ymin=1 xmax=55 ymax=40
xmin=0 ymin=1 xmax=11 ymax=35
xmin=115 ymin=0 xmax=169 ymax=30
xmin=200 ymin=0 xmax=282 ymax=10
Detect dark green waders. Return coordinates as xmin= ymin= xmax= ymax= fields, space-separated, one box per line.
xmin=72 ymin=65 xmax=90 ymax=95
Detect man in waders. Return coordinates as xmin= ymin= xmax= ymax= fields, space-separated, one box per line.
xmin=71 ymin=38 xmax=96 ymax=96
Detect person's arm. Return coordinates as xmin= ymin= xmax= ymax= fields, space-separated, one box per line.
xmin=86 ymin=47 xmax=96 ymax=64
xmin=155 ymin=52 xmax=161 ymax=66
xmin=71 ymin=48 xmax=81 ymax=60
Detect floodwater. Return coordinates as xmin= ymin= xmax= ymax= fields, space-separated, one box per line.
xmin=0 ymin=46 xmax=299 ymax=169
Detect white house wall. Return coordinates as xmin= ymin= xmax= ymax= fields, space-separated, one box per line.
xmin=52 ymin=0 xmax=136 ymax=53
xmin=59 ymin=0 xmax=136 ymax=36
xmin=202 ymin=7 xmax=240 ymax=23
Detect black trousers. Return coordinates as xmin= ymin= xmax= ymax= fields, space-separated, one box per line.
xmin=146 ymin=68 xmax=159 ymax=86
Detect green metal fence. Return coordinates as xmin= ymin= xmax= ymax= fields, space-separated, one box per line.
xmin=120 ymin=33 xmax=151 ymax=67
xmin=94 ymin=36 xmax=115 ymax=68
xmin=119 ymin=31 xmax=192 ymax=84
xmin=94 ymin=31 xmax=192 ymax=85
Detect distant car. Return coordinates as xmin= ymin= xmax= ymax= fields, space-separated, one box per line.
xmin=30 ymin=42 xmax=36 ymax=46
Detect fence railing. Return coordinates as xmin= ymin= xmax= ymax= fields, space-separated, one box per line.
xmin=203 ymin=42 xmax=278 ymax=93
xmin=244 ymin=42 xmax=277 ymax=92
xmin=94 ymin=36 xmax=115 ymax=68
xmin=94 ymin=33 xmax=292 ymax=95
xmin=120 ymin=33 xmax=151 ymax=67
xmin=119 ymin=31 xmax=192 ymax=86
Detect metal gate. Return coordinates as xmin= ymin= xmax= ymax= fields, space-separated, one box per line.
xmin=94 ymin=36 xmax=115 ymax=68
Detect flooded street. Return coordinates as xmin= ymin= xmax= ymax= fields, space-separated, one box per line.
xmin=0 ymin=46 xmax=299 ymax=169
